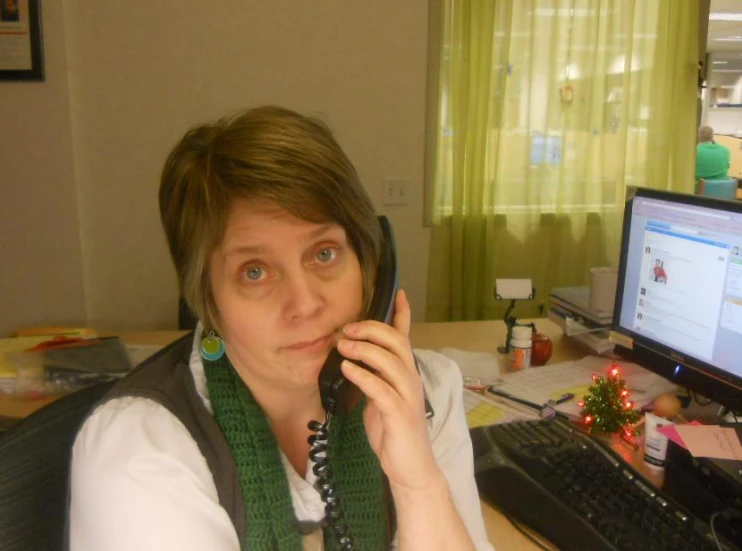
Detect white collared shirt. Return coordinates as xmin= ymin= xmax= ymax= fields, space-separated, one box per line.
xmin=69 ymin=329 xmax=494 ymax=550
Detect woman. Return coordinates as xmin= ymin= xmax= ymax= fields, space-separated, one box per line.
xmin=69 ymin=106 xmax=492 ymax=550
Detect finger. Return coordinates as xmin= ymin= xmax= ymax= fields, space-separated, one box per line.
xmin=342 ymin=320 xmax=414 ymax=371
xmin=336 ymin=338 xmax=422 ymax=403
xmin=341 ymin=360 xmax=422 ymax=416
xmin=392 ymin=289 xmax=411 ymax=337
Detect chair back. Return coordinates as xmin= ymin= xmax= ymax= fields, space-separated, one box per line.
xmin=696 ymin=178 xmax=737 ymax=200
xmin=0 ymin=381 xmax=115 ymax=551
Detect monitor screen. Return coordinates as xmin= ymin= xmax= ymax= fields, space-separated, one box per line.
xmin=612 ymin=187 xmax=742 ymax=411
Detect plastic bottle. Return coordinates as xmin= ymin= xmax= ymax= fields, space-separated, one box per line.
xmin=508 ymin=325 xmax=532 ymax=372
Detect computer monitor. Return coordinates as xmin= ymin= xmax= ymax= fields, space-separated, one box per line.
xmin=611 ymin=187 xmax=742 ymax=411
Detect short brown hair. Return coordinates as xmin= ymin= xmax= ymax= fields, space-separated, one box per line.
xmin=159 ymin=106 xmax=381 ymax=333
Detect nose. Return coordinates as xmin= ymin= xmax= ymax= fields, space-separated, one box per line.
xmin=282 ymin=270 xmax=324 ymax=321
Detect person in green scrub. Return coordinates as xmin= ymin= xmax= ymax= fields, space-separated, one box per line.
xmin=695 ymin=126 xmax=730 ymax=181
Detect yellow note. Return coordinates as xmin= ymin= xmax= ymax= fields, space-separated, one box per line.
xmin=0 ymin=336 xmax=51 ymax=377
xmin=466 ymin=402 xmax=507 ymax=429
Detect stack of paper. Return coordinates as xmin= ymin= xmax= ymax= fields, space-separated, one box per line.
xmin=658 ymin=424 xmax=742 ymax=461
xmin=548 ymin=286 xmax=614 ymax=354
xmin=549 ymin=286 xmax=613 ymax=325
xmin=463 ymin=389 xmax=539 ymax=429
xmin=488 ymin=356 xmax=678 ymax=420
xmin=437 ymin=348 xmax=501 ymax=385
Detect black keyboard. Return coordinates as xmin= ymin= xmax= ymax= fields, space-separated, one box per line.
xmin=470 ymin=419 xmax=740 ymax=551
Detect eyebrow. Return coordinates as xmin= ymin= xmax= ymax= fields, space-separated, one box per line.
xmin=222 ymin=223 xmax=338 ymax=258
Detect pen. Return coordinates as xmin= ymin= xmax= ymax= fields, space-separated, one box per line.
xmin=552 ymin=392 xmax=574 ymax=405
xmin=487 ymin=387 xmax=543 ymax=412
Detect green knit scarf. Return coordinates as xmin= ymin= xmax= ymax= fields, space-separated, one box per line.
xmin=204 ymin=354 xmax=391 ymax=550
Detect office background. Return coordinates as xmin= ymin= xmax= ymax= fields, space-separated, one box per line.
xmin=1 ymin=0 xmax=733 ymax=336
xmin=0 ymin=0 xmax=435 ymax=335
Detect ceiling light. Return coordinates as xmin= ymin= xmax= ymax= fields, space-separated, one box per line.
xmin=710 ymin=13 xmax=742 ymax=21
xmin=713 ymin=61 xmax=729 ymax=64
xmin=713 ymin=69 xmax=742 ymax=73
xmin=714 ymin=37 xmax=742 ymax=42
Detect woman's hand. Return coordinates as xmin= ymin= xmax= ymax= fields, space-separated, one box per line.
xmin=336 ymin=289 xmax=441 ymax=493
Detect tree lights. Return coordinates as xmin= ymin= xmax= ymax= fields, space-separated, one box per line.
xmin=578 ymin=363 xmax=640 ymax=437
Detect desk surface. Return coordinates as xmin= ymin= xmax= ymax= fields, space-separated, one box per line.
xmin=0 ymin=319 xmax=656 ymax=550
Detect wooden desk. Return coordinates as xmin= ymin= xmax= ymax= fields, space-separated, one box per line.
xmin=0 ymin=320 xmax=656 ymax=550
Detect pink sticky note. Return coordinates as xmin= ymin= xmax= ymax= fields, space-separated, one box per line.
xmin=674 ymin=425 xmax=742 ymax=461
xmin=657 ymin=420 xmax=702 ymax=450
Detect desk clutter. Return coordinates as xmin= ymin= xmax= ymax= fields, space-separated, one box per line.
xmin=440 ymin=348 xmax=678 ymax=423
xmin=442 ymin=343 xmax=742 ymax=550
xmin=0 ymin=328 xmax=163 ymax=397
xmin=547 ymin=286 xmax=614 ymax=354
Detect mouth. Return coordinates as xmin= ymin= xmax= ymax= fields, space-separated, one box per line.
xmin=285 ymin=332 xmax=335 ymax=352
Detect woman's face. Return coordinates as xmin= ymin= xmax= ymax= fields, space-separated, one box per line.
xmin=209 ymin=198 xmax=364 ymax=393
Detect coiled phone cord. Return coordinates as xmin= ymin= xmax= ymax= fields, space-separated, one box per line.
xmin=308 ymin=411 xmax=354 ymax=550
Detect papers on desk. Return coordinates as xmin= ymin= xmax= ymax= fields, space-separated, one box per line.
xmin=463 ymin=389 xmax=539 ymax=428
xmin=0 ymin=335 xmax=132 ymax=396
xmin=0 ymin=336 xmax=55 ymax=393
xmin=659 ymin=424 xmax=742 ymax=461
xmin=548 ymin=286 xmax=614 ymax=355
xmin=488 ymin=356 xmax=678 ymax=420
xmin=438 ymin=348 xmax=501 ymax=385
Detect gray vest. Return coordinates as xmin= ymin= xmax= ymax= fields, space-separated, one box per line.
xmin=97 ymin=333 xmax=247 ymax=538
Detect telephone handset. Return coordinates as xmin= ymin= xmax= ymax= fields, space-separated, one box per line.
xmin=318 ymin=215 xmax=398 ymax=416
xmin=310 ymin=216 xmax=432 ymax=549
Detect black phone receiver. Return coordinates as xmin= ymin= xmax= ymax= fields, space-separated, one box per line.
xmin=318 ymin=215 xmax=398 ymax=415
xmin=310 ymin=216 xmax=431 ymax=550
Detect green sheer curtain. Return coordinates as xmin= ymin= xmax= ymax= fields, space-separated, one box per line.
xmin=426 ymin=0 xmax=699 ymax=322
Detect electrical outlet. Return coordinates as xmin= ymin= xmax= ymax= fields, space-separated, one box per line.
xmin=383 ymin=178 xmax=410 ymax=206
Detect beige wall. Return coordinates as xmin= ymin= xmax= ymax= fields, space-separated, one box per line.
xmin=0 ymin=0 xmax=87 ymax=335
xmin=1 ymin=0 xmax=432 ymax=334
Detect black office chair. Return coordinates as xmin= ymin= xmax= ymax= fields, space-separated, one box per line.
xmin=0 ymin=381 xmax=115 ymax=551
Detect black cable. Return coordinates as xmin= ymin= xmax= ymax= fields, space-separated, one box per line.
xmin=709 ymin=508 xmax=742 ymax=551
xmin=504 ymin=514 xmax=556 ymax=551
xmin=710 ymin=511 xmax=723 ymax=551
xmin=308 ymin=411 xmax=353 ymax=550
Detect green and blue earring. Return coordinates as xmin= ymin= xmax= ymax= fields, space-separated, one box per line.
xmin=200 ymin=330 xmax=225 ymax=361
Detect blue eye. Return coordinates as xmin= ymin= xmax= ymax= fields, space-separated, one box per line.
xmin=316 ymin=248 xmax=337 ymax=264
xmin=244 ymin=266 xmax=265 ymax=282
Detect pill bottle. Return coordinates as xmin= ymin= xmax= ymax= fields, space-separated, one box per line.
xmin=508 ymin=325 xmax=532 ymax=372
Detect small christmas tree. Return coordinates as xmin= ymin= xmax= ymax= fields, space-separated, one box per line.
xmin=578 ymin=363 xmax=640 ymax=437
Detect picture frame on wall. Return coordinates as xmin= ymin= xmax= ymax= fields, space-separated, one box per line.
xmin=0 ymin=0 xmax=43 ymax=81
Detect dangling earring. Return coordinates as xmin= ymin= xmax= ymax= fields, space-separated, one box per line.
xmin=200 ymin=330 xmax=225 ymax=361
